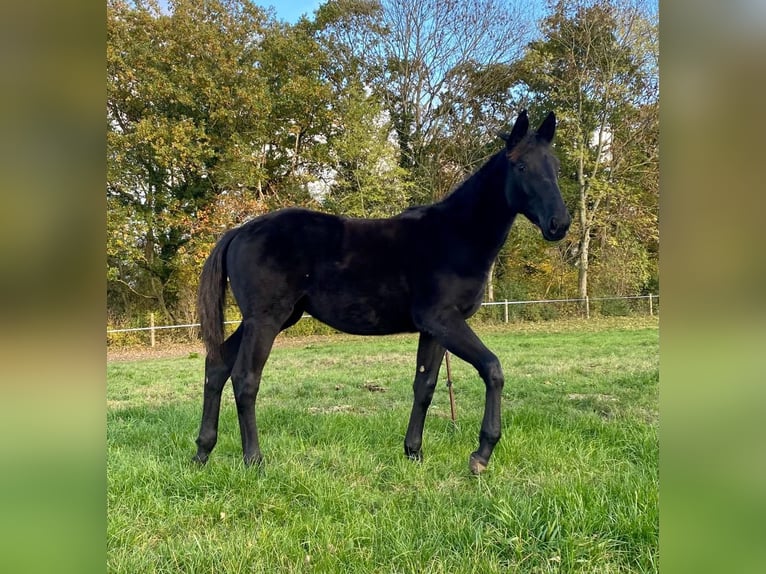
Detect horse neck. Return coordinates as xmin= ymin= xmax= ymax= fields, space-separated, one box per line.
xmin=439 ymin=151 xmax=517 ymax=259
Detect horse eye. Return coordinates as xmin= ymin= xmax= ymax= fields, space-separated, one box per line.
xmin=516 ymin=162 xmax=526 ymax=172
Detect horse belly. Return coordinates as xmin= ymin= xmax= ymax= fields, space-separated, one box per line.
xmin=305 ymin=278 xmax=415 ymax=335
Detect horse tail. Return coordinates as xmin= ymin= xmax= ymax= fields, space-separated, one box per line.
xmin=197 ymin=227 xmax=240 ymax=363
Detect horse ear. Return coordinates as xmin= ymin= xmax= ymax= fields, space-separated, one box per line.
xmin=537 ymin=111 xmax=556 ymax=144
xmin=505 ymin=110 xmax=529 ymax=150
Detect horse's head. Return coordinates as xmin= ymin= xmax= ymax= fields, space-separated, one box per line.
xmin=500 ymin=110 xmax=571 ymax=241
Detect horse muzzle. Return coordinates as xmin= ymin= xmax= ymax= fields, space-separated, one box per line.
xmin=542 ymin=213 xmax=571 ymax=241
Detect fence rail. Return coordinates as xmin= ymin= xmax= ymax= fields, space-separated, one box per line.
xmin=107 ymin=294 xmax=658 ymax=344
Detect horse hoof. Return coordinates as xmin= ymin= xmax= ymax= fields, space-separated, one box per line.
xmin=469 ymin=453 xmax=487 ymax=475
xmin=243 ymin=455 xmax=263 ymax=468
xmin=404 ymin=446 xmax=423 ymax=462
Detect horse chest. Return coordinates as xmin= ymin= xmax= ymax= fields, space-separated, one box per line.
xmin=432 ymin=272 xmax=487 ymax=317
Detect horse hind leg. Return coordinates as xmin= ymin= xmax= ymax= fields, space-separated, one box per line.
xmin=193 ymin=324 xmax=243 ymax=464
xmin=404 ymin=332 xmax=445 ymax=462
xmin=280 ymin=302 xmax=305 ymax=332
xmin=230 ymin=316 xmax=280 ymax=467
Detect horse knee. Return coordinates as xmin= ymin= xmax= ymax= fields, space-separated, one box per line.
xmin=203 ymin=374 xmax=227 ymax=395
xmin=234 ymin=387 xmax=257 ymax=407
xmin=232 ymin=372 xmax=259 ymax=405
xmin=481 ymin=358 xmax=505 ymax=390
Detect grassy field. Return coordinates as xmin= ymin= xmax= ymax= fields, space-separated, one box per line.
xmin=107 ymin=317 xmax=658 ymax=573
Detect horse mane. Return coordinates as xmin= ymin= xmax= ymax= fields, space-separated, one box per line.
xmin=438 ymin=149 xmax=508 ymax=210
xmin=396 ymin=204 xmax=428 ymax=219
xmin=391 ymin=147 xmax=509 ymax=222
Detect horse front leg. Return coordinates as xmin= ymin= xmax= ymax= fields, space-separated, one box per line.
xmin=469 ymin=356 xmax=504 ymax=475
xmin=193 ymin=324 xmax=243 ymax=464
xmin=414 ymin=309 xmax=504 ymax=475
xmin=404 ymin=332 xmax=445 ymax=461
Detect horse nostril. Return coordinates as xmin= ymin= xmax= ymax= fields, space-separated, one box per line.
xmin=549 ymin=217 xmax=559 ymax=234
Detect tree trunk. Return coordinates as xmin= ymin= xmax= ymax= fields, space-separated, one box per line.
xmin=577 ymin=185 xmax=590 ymax=301
xmin=486 ymin=260 xmax=496 ymax=302
xmin=576 ymin=127 xmax=591 ymax=313
xmin=578 ymin=226 xmax=590 ymax=300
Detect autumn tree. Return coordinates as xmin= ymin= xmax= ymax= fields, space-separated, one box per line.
xmin=107 ymin=0 xmax=272 ymax=323
xmin=515 ymin=0 xmax=659 ymax=301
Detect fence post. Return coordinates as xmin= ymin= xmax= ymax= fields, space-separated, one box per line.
xmin=648 ymin=293 xmax=654 ymax=316
xmin=150 ymin=312 xmax=156 ymax=347
xmin=504 ymin=299 xmax=509 ymax=323
xmin=585 ymin=296 xmax=590 ymax=319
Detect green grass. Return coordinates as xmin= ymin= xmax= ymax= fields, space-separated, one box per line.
xmin=108 ymin=317 xmax=658 ymax=573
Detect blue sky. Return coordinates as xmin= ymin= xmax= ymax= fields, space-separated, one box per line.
xmin=157 ymin=1 xmax=323 ymax=22
xmin=158 ymin=1 xmax=660 ymax=29
xmin=265 ymin=0 xmax=324 ymax=23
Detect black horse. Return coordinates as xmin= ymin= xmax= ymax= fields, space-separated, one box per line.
xmin=194 ymin=110 xmax=570 ymax=474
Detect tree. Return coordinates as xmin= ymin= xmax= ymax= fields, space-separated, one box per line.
xmin=372 ymin=0 xmax=534 ymax=203
xmin=255 ymin=18 xmax=338 ymax=204
xmin=515 ymin=0 xmax=658 ymax=300
xmin=321 ymin=87 xmax=413 ymax=217
xmin=285 ymin=1 xmax=412 ymax=217
xmin=429 ymin=61 xmax=524 ymax=199
xmin=108 ymin=0 xmax=272 ymax=323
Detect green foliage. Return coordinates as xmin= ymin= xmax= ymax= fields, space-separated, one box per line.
xmin=322 ymin=86 xmax=413 ymax=217
xmin=108 ymin=0 xmax=273 ymax=322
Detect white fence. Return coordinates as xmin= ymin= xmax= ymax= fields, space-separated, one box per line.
xmin=480 ymin=294 xmax=657 ymax=321
xmin=107 ymin=294 xmax=657 ymax=346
